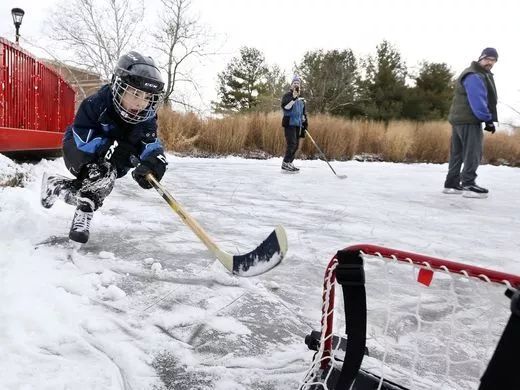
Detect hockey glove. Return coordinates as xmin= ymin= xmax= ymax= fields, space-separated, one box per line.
xmin=300 ymin=117 xmax=308 ymax=138
xmin=132 ymin=153 xmax=167 ymax=189
xmin=108 ymin=141 xmax=139 ymax=167
xmin=101 ymin=140 xmax=139 ymax=178
xmin=484 ymin=121 xmax=496 ymax=134
xmin=302 ymin=115 xmax=308 ymax=130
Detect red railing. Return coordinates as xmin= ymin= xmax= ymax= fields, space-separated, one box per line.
xmin=0 ymin=37 xmax=75 ymax=152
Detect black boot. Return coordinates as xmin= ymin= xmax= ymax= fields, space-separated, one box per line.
xmin=41 ymin=173 xmax=78 ymax=208
xmin=41 ymin=173 xmax=66 ymax=208
xmin=69 ymin=206 xmax=93 ymax=243
xmin=281 ymin=162 xmax=299 ymax=173
xmin=462 ymin=184 xmax=489 ymax=199
xmin=442 ymin=184 xmax=463 ymax=194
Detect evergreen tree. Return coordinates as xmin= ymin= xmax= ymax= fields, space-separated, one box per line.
xmin=296 ymin=49 xmax=360 ymax=116
xmin=403 ymin=62 xmax=455 ymax=120
xmin=213 ymin=47 xmax=269 ymax=113
xmin=255 ymin=65 xmax=286 ymax=112
xmin=358 ymin=40 xmax=408 ymax=121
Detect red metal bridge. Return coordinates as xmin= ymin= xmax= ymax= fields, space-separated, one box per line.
xmin=0 ymin=37 xmax=75 ymax=153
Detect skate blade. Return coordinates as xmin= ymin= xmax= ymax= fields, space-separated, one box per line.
xmin=443 ymin=188 xmax=463 ymax=194
xmin=462 ymin=191 xmax=488 ymax=199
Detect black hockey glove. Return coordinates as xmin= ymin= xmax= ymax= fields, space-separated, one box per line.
xmin=300 ymin=117 xmax=308 ymax=138
xmin=108 ymin=141 xmax=139 ymax=167
xmin=132 ymin=153 xmax=167 ymax=189
xmin=484 ymin=121 xmax=496 ymax=134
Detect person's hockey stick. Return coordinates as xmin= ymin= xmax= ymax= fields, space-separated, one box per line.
xmin=304 ymin=129 xmax=347 ymax=179
xmin=131 ymin=157 xmax=288 ymax=276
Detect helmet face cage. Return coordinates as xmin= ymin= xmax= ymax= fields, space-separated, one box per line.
xmin=111 ymin=51 xmax=165 ymax=124
xmin=111 ymin=76 xmax=162 ymax=124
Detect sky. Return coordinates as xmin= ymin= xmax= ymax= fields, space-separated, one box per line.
xmin=1 ymin=0 xmax=520 ymax=122
xmin=1 ymin=154 xmax=520 ymax=389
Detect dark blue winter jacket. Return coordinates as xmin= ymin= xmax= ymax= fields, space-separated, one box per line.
xmin=63 ymin=85 xmax=164 ymax=178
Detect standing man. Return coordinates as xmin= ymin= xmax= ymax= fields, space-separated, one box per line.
xmin=281 ymin=75 xmax=308 ymax=172
xmin=443 ymin=47 xmax=498 ymax=198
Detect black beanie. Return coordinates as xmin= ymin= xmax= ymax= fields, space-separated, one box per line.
xmin=479 ymin=47 xmax=498 ymax=61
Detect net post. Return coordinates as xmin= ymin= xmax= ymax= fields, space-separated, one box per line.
xmin=333 ymin=249 xmax=367 ymax=390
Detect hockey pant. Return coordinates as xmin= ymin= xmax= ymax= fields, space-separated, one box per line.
xmin=56 ymin=161 xmax=117 ymax=212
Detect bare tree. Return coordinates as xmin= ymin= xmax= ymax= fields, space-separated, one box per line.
xmin=152 ymin=0 xmax=213 ymax=108
xmin=45 ymin=0 xmax=144 ymax=80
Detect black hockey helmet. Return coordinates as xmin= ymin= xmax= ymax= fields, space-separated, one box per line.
xmin=111 ymin=51 xmax=164 ymax=124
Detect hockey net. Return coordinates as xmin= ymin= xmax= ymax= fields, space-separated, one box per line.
xmin=300 ymin=244 xmax=520 ymax=390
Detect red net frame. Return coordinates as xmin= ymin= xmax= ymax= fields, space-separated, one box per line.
xmin=301 ymin=244 xmax=520 ymax=390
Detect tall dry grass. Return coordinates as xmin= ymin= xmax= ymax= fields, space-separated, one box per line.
xmin=484 ymin=131 xmax=520 ymax=165
xmin=157 ymin=108 xmax=520 ymax=166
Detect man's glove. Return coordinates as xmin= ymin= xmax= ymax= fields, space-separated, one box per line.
xmin=484 ymin=121 xmax=496 ymax=134
xmin=299 ymin=127 xmax=307 ymax=138
xmin=132 ymin=153 xmax=167 ymax=189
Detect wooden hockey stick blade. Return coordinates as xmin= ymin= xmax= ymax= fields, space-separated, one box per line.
xmin=229 ymin=225 xmax=288 ymax=276
xmin=145 ymin=173 xmax=288 ymax=277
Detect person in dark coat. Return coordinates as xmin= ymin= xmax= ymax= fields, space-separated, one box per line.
xmin=443 ymin=47 xmax=498 ymax=198
xmin=280 ymin=75 xmax=308 ymax=172
xmin=41 ymin=51 xmax=167 ymax=243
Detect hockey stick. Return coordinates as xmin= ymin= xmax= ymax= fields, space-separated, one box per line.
xmin=132 ymin=158 xmax=288 ymax=276
xmin=304 ymin=129 xmax=347 ymax=179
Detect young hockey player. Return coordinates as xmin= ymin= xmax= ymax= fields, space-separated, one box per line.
xmin=41 ymin=51 xmax=167 ymax=243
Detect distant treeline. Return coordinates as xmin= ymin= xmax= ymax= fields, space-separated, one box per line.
xmin=212 ymin=41 xmax=455 ymax=122
xmin=158 ymin=110 xmax=520 ymax=167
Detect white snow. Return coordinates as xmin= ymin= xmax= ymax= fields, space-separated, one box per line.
xmin=1 ymin=154 xmax=519 ymax=389
xmin=151 ymin=262 xmax=163 ymax=274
